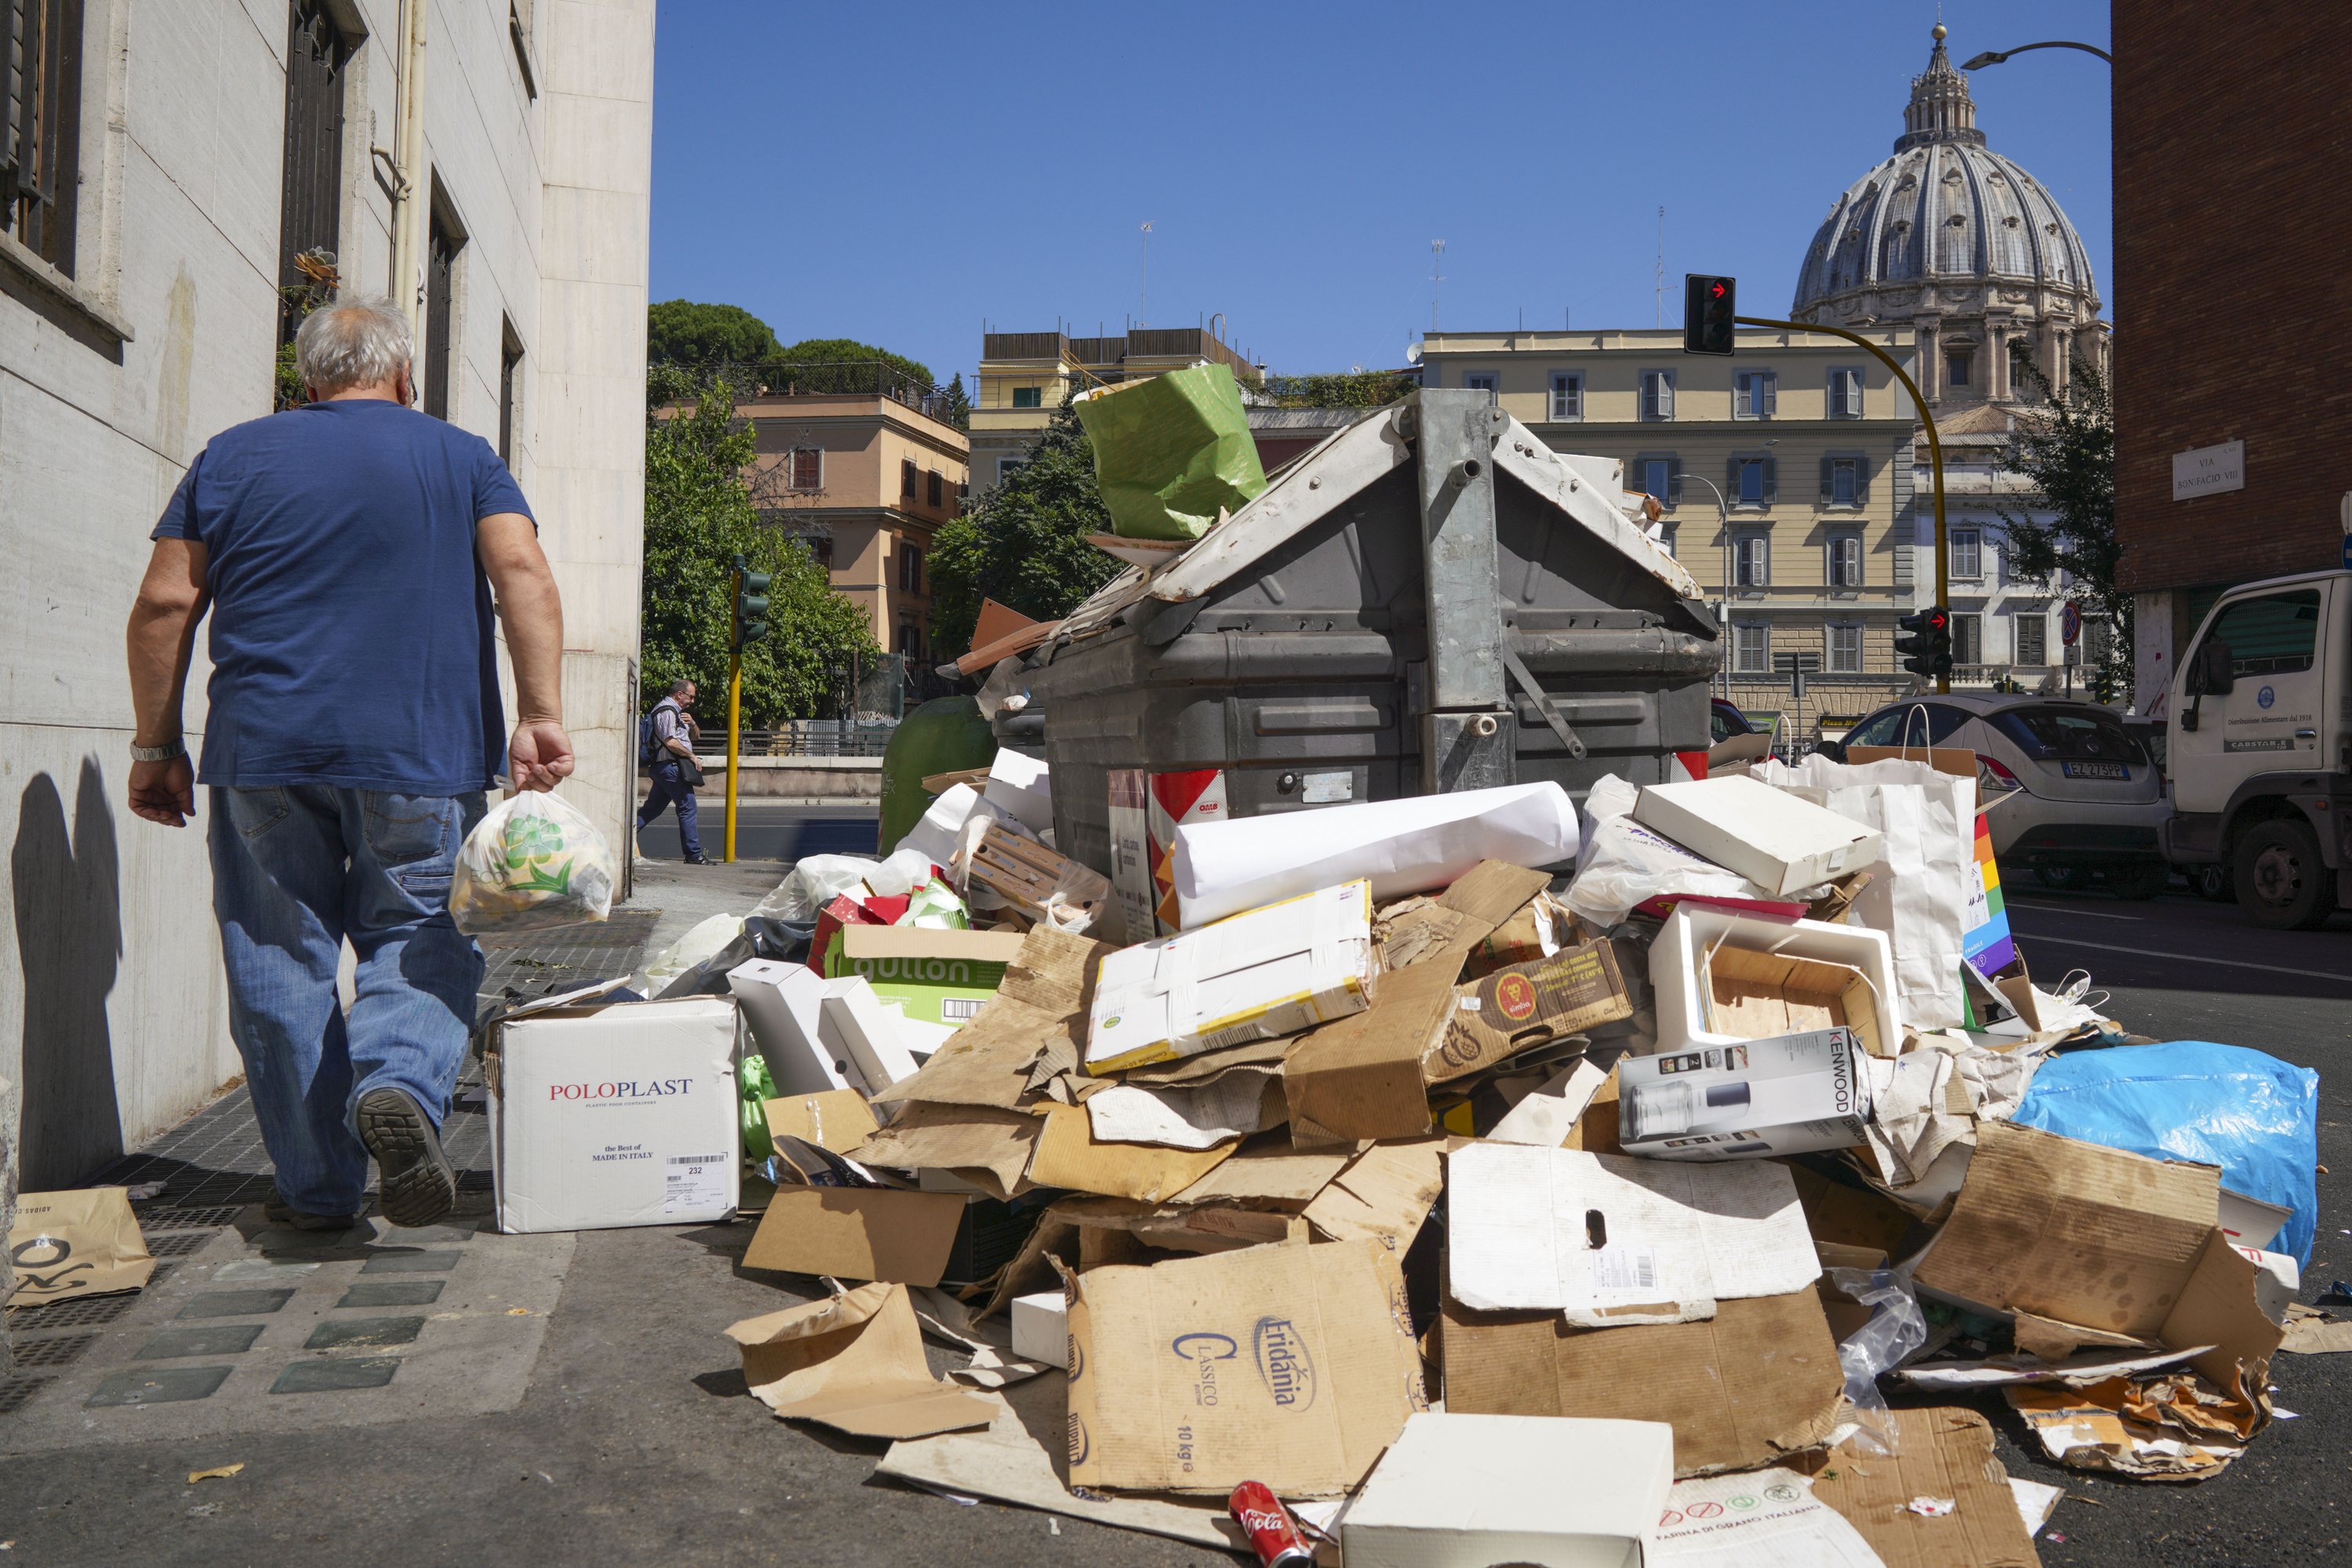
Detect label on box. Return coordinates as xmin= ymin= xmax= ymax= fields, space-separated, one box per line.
xmin=1618 ymin=1027 xmax=1868 ymax=1161
xmin=663 ymin=1152 xmax=731 ymax=1215
xmin=1301 ymin=770 xmax=1353 ymax=804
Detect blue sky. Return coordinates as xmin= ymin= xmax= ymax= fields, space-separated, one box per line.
xmin=649 ymin=1 xmax=2112 ymax=388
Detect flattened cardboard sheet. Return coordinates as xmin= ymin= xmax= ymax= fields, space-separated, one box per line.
xmin=726 ymin=1281 xmax=995 ymax=1439
xmin=741 ymin=1185 xmax=967 ymax=1286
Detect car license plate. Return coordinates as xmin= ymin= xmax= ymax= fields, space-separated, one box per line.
xmin=2061 ymin=760 xmax=2130 ymax=780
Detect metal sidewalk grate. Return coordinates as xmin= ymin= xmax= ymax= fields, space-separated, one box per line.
xmin=5 ymin=1293 xmax=142 ymax=1331
xmin=5 ymin=1333 xmax=99 ymax=1369
xmin=144 ymin=1232 xmax=216 ymax=1258
xmin=0 ymin=1374 xmax=56 ymax=1414
xmin=142 ymin=1204 xmax=249 ymax=1229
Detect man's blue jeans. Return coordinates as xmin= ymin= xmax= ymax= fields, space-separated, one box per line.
xmin=208 ymin=786 xmax=485 ymax=1216
xmin=637 ymin=760 xmax=702 ymax=858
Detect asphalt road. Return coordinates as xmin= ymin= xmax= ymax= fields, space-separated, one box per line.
xmin=631 ymin=797 xmax=879 ymax=864
xmin=1976 ymin=881 xmax=2352 ymax=1566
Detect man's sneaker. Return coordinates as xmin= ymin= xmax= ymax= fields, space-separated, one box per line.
xmin=683 ymin=853 xmax=714 ymax=866
xmin=354 ymin=1087 xmax=458 ymax=1229
xmin=263 ymin=1191 xmax=365 ymax=1231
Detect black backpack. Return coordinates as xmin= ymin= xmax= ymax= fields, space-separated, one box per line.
xmin=639 ymin=699 xmax=678 ymax=765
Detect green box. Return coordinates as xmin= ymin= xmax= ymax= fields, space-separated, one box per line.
xmin=824 ymin=925 xmax=1026 ymax=1028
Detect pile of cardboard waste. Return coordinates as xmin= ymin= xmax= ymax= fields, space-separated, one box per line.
xmin=467 ymin=741 xmax=2325 ymax=1566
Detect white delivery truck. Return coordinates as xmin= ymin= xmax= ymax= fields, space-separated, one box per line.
xmin=2162 ymin=568 xmax=2352 ymax=928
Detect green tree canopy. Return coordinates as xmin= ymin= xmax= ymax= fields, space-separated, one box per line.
xmin=641 ymin=378 xmax=878 ymax=724
xmin=648 ymin=299 xmax=782 ymax=367
xmin=929 ymin=397 xmax=1123 ymax=661
xmin=769 ymin=336 xmax=935 ymax=388
xmin=1996 ymin=355 xmax=2129 ymax=699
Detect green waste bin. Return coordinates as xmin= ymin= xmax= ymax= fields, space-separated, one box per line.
xmin=877 ymin=696 xmax=999 ymax=855
xmin=1076 ymin=363 xmax=1268 ymax=541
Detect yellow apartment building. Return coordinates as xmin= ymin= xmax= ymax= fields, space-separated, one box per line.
xmin=738 ymin=376 xmax=968 ymax=676
xmin=1418 ymin=327 xmax=1923 ymax=742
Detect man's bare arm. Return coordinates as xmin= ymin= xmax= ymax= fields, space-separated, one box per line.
xmin=477 ymin=512 xmax=574 ymax=791
xmin=124 ymin=538 xmax=210 ymax=826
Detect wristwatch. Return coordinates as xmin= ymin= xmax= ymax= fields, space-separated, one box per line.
xmin=130 ymin=737 xmax=186 ymax=763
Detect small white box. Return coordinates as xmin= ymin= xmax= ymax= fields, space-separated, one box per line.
xmin=728 ymin=959 xmax=859 ymax=1094
xmin=1633 ymin=775 xmax=1882 ymax=895
xmin=1343 ymin=1412 xmax=1674 ymax=1568
xmin=983 ymin=750 xmax=1054 ymax=836
xmin=1618 ymin=1027 xmax=1871 ymax=1161
xmin=488 ymin=990 xmax=742 ymax=1234
xmin=1085 ymin=880 xmax=1375 ymax=1073
xmin=819 ymin=976 xmax=920 ymax=1090
xmin=1650 ymin=906 xmax=1901 ymax=1059
xmin=1010 ymin=1289 xmax=1069 ymax=1369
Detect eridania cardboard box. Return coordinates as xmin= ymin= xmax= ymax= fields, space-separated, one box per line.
xmin=825 ymin=925 xmax=1026 ymax=1029
xmin=1086 ymin=880 xmax=1375 ymax=1073
xmin=1617 ymin=1027 xmax=1871 ymax=1161
xmin=487 ymin=988 xmax=742 ymax=1234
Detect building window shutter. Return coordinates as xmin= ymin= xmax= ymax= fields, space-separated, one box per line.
xmin=1762 ymin=456 xmax=1777 ymax=503
xmin=1857 ymin=455 xmax=1871 ymax=506
xmin=1762 ymin=374 xmax=1777 ymax=418
xmin=1819 ymin=454 xmax=1834 ymax=502
xmin=1726 ymin=455 xmax=1741 ymax=499
xmin=1667 ymin=461 xmax=1682 ymax=507
xmin=1734 ymin=376 xmax=1752 ymax=419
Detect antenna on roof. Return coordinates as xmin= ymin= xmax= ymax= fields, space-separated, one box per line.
xmin=1655 ymin=207 xmax=1665 ymax=328
xmin=1138 ymin=221 xmax=1152 ymax=328
xmin=1429 ymin=239 xmax=1446 ymax=332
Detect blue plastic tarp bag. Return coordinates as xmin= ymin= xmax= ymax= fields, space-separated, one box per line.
xmin=2011 ymin=1041 xmax=2320 ymax=1265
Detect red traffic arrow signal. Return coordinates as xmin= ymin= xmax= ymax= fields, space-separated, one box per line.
xmin=1683 ymin=275 xmax=1736 ymax=355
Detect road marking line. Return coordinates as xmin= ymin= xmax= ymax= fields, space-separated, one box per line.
xmin=2005 ymin=931 xmax=2352 ymax=985
xmin=2007 ymin=902 xmax=2142 ymax=921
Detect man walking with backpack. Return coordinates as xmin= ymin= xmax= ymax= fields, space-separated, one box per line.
xmin=637 ymin=678 xmax=709 ymax=864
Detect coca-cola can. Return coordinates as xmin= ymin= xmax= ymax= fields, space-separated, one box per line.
xmin=1229 ymin=1480 xmax=1314 ymax=1567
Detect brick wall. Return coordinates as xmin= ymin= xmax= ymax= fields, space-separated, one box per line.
xmin=2112 ymin=0 xmax=2352 ymax=593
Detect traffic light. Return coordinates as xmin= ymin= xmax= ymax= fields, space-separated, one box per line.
xmin=1896 ymin=605 xmax=1955 ymax=678
xmin=732 ymin=566 xmax=772 ymax=650
xmin=1683 ymin=274 xmax=1736 ymax=356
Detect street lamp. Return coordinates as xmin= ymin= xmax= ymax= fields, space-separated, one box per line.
xmin=1959 ymin=39 xmax=2112 ymax=70
xmin=1672 ymin=471 xmax=1733 ymax=701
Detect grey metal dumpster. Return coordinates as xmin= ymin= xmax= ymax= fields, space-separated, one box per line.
xmin=1005 ymin=389 xmax=1721 ymax=935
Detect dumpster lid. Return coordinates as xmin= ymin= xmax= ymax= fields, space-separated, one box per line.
xmin=1055 ymin=396 xmax=1700 ymax=642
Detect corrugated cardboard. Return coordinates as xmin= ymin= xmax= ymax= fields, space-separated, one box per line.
xmin=1806 ymin=1407 xmax=2040 ymax=1568
xmin=1302 ymin=1137 xmax=1447 ymax=1253
xmin=763 ymin=1090 xmax=880 ymax=1155
xmin=1425 ymin=940 xmax=1634 ymax=1085
xmin=487 ymin=993 xmax=742 ymax=1233
xmin=846 ymin=1102 xmax=1043 ymax=1199
xmin=1634 ymin=776 xmax=1883 ymax=895
xmin=1282 ymin=959 xmax=1454 ymax=1147
xmin=1441 ymin=1287 xmax=1846 ymax=1476
xmin=1171 ymin=1141 xmax=1352 ymax=1207
xmin=1065 ymin=1239 xmax=1428 ymax=1496
xmin=1026 ymin=1102 xmax=1235 ymax=1202
xmin=1617 ymin=1028 xmax=1870 ymax=1161
xmin=1086 ymin=880 xmax=1376 ymax=1073
xmin=1447 ymin=1144 xmax=1820 ymax=1326
xmin=725 ymin=1281 xmax=995 ymax=1439
xmin=730 ymin=958 xmax=860 ymax=1094
xmin=741 ymin=1185 xmax=966 ymax=1285
xmin=871 ymin=926 xmax=1115 ymax=1109
xmin=1486 ymin=1056 xmax=1613 ymax=1147
xmin=828 ymin=924 xmax=1026 ymax=1029
xmin=1342 ymin=1413 xmax=1674 ymax=1568
xmin=1650 ymin=906 xmax=1900 ymax=1060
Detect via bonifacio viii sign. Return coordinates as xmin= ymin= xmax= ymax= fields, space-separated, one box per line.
xmin=2172 ymin=440 xmax=2245 ymax=502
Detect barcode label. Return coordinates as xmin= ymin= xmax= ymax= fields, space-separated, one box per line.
xmin=1588 ymin=1247 xmax=1658 ymax=1292
xmin=669 ymin=1153 xmax=726 ymax=1166
xmin=942 ymin=997 xmax=985 ymax=1022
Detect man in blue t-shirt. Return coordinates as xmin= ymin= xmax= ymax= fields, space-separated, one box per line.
xmin=124 ymin=296 xmax=574 ymax=1231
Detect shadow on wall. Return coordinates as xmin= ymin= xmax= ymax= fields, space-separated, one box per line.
xmin=11 ymin=760 xmax=124 ymax=1188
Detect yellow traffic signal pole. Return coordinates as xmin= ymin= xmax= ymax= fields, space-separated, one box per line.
xmin=1739 ymin=316 xmax=1951 ymax=694
xmin=724 ymin=556 xmax=743 ymax=863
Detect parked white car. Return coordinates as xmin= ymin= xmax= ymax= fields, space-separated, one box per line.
xmin=1824 ymin=693 xmax=2173 ymax=898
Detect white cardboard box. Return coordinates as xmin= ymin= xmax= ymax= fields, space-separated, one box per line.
xmin=1009 ymin=1289 xmax=1069 ymax=1369
xmin=982 ymin=750 xmax=1054 ymax=836
xmin=728 ymin=958 xmax=861 ymax=1094
xmin=1085 ymin=880 xmax=1375 ymax=1073
xmin=1649 ymin=906 xmax=1900 ymax=1059
xmin=1633 ymin=776 xmax=1882 ymax=896
xmin=1617 ymin=1027 xmax=1871 ymax=1161
xmin=488 ymin=990 xmax=742 ymax=1234
xmin=819 ymin=976 xmax=921 ymax=1090
xmin=1343 ymin=1412 xmax=1673 ymax=1568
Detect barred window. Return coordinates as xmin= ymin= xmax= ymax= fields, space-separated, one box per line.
xmin=3 ymin=0 xmax=85 ymax=275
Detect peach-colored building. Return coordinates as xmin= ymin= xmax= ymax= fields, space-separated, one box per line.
xmin=739 ymin=378 xmax=968 ymax=671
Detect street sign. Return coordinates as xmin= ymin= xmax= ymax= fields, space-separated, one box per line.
xmin=2060 ymin=601 xmax=2082 ymax=647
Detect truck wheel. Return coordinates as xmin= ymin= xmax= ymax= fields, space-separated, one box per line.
xmin=2234 ymin=820 xmax=2338 ymax=931
xmin=2036 ymin=862 xmax=2085 ymax=892
xmin=2190 ymin=862 xmax=2234 ymax=902
xmin=2107 ymin=863 xmax=2169 ymax=901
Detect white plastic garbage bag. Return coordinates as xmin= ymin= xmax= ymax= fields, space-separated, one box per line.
xmin=755 ymin=855 xmax=879 ymax=922
xmin=1563 ymin=774 xmax=1784 ymax=925
xmin=450 ymin=790 xmax=615 ymax=935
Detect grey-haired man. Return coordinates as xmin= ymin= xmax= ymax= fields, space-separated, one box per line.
xmin=124 ymin=296 xmax=572 ymax=1230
